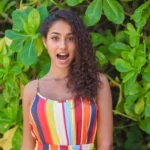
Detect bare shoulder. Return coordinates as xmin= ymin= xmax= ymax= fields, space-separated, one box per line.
xmin=98 ymin=73 xmax=110 ymax=88
xmin=96 ymin=73 xmax=112 ymax=103
xmin=22 ymin=80 xmax=37 ymax=104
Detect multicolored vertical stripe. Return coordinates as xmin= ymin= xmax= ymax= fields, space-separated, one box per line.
xmin=29 ymin=92 xmax=98 ymax=150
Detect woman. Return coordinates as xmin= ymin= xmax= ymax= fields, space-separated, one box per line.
xmin=21 ymin=10 xmax=113 ymax=150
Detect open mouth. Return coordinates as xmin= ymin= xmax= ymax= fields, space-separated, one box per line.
xmin=57 ymin=53 xmax=69 ymax=60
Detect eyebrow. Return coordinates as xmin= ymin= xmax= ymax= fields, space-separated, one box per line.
xmin=50 ymin=32 xmax=73 ymax=35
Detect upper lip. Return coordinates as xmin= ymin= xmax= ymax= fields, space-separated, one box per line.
xmin=57 ymin=52 xmax=69 ymax=55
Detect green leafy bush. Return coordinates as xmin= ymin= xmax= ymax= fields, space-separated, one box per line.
xmin=0 ymin=0 xmax=150 ymax=149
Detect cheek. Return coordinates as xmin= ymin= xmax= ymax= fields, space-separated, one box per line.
xmin=47 ymin=48 xmax=56 ymax=58
xmin=47 ymin=44 xmax=57 ymax=53
xmin=70 ymin=43 xmax=76 ymax=52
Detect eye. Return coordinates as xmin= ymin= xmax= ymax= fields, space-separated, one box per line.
xmin=67 ymin=36 xmax=74 ymax=41
xmin=51 ymin=36 xmax=59 ymax=41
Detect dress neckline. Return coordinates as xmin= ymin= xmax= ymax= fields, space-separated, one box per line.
xmin=37 ymin=92 xmax=75 ymax=103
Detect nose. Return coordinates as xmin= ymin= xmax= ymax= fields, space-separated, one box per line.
xmin=59 ymin=39 xmax=66 ymax=49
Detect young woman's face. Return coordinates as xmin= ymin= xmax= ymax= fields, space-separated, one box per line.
xmin=43 ymin=19 xmax=76 ymax=69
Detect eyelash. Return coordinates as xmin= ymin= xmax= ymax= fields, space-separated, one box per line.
xmin=68 ymin=37 xmax=74 ymax=41
xmin=51 ymin=37 xmax=59 ymax=41
xmin=51 ymin=37 xmax=74 ymax=41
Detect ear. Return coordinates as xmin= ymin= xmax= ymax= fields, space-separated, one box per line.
xmin=42 ymin=37 xmax=47 ymax=48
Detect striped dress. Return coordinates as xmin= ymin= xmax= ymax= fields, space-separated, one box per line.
xmin=29 ymin=80 xmax=98 ymax=150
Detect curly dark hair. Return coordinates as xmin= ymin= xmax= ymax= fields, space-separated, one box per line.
xmin=39 ymin=10 xmax=101 ymax=100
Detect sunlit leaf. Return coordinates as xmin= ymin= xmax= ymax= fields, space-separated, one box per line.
xmin=0 ymin=126 xmax=18 ymax=150
xmin=103 ymin=0 xmax=124 ymax=24
xmin=135 ymin=97 xmax=145 ymax=115
xmin=20 ymin=39 xmax=38 ymax=66
xmin=66 ymin=0 xmax=83 ymax=6
xmin=115 ymin=58 xmax=133 ymax=72
xmin=84 ymin=0 xmax=102 ymax=26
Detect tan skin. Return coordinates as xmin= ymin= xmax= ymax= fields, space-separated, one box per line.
xmin=21 ymin=20 xmax=113 ymax=150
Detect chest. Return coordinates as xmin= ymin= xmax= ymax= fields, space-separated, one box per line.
xmin=38 ymin=80 xmax=73 ymax=101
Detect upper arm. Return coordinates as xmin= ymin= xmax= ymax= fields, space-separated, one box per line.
xmin=96 ymin=74 xmax=113 ymax=149
xmin=21 ymin=81 xmax=36 ymax=150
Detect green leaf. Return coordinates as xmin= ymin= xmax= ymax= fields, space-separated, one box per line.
xmin=115 ymin=31 xmax=126 ymax=42
xmin=131 ymin=1 xmax=150 ymax=23
xmin=3 ymin=1 xmax=15 ymax=12
xmin=6 ymin=77 xmax=18 ymax=89
xmin=0 ymin=1 xmax=4 ymax=13
xmin=139 ymin=117 xmax=150 ymax=134
xmin=142 ymin=72 xmax=150 ymax=82
xmin=37 ymin=5 xmax=48 ymax=22
xmin=0 ymin=68 xmax=5 ymax=78
xmin=135 ymin=8 xmax=150 ymax=28
xmin=121 ymin=51 xmax=134 ymax=63
xmin=125 ymin=126 xmax=143 ymax=150
xmin=10 ymin=39 xmax=23 ymax=52
xmin=123 ymin=71 xmax=137 ymax=83
xmin=126 ymin=23 xmax=136 ymax=34
xmin=109 ymin=42 xmax=131 ymax=54
xmin=27 ymin=9 xmax=40 ymax=34
xmin=24 ymin=22 xmax=34 ymax=34
xmin=120 ymin=0 xmax=133 ymax=1
xmin=12 ymin=127 xmax=22 ymax=150
xmin=84 ymin=0 xmax=102 ymax=26
xmin=20 ymin=73 xmax=28 ymax=85
xmin=106 ymin=30 xmax=115 ymax=44
xmin=12 ymin=10 xmax=28 ymax=31
xmin=0 ymin=112 xmax=12 ymax=133
xmin=20 ymin=39 xmax=38 ymax=66
xmin=134 ymin=56 xmax=146 ymax=69
xmin=148 ymin=53 xmax=150 ymax=60
xmin=134 ymin=97 xmax=145 ymax=115
xmin=124 ymin=74 xmax=137 ymax=96
xmin=103 ymin=0 xmax=124 ymax=24
xmin=145 ymin=37 xmax=150 ymax=47
xmin=115 ymin=58 xmax=133 ymax=72
xmin=0 ymin=38 xmax=5 ymax=53
xmin=38 ymin=62 xmax=50 ymax=78
xmin=66 ymin=0 xmax=83 ymax=6
xmin=142 ymin=66 xmax=150 ymax=82
xmin=90 ymin=32 xmax=103 ymax=46
xmin=0 ymin=94 xmax=6 ymax=110
xmin=128 ymin=82 xmax=142 ymax=95
xmin=130 ymin=35 xmax=138 ymax=47
xmin=146 ymin=92 xmax=150 ymax=106
xmin=125 ymin=94 xmax=140 ymax=106
xmin=125 ymin=23 xmax=139 ymax=47
xmin=96 ymin=51 xmax=106 ymax=65
xmin=5 ymin=30 xmax=28 ymax=40
xmin=145 ymin=106 xmax=150 ymax=116
xmin=124 ymin=102 xmax=137 ymax=119
xmin=3 ymin=55 xmax=10 ymax=68
xmin=50 ymin=0 xmax=65 ymax=8
xmin=34 ymin=37 xmax=44 ymax=56
xmin=11 ymin=66 xmax=22 ymax=75
xmin=3 ymin=86 xmax=11 ymax=102
xmin=144 ymin=66 xmax=150 ymax=72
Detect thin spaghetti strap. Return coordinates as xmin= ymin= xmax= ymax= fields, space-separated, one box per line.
xmin=36 ymin=79 xmax=39 ymax=92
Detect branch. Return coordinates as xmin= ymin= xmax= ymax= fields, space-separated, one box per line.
xmin=0 ymin=13 xmax=13 ymax=24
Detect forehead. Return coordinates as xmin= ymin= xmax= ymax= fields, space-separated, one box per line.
xmin=48 ymin=19 xmax=72 ymax=34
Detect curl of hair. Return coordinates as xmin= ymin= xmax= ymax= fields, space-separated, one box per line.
xmin=39 ymin=10 xmax=102 ymax=100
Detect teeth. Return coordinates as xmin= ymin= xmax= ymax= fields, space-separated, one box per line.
xmin=57 ymin=53 xmax=68 ymax=56
xmin=60 ymin=54 xmax=67 ymax=56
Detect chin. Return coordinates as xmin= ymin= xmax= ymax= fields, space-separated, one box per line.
xmin=55 ymin=59 xmax=73 ymax=69
xmin=56 ymin=63 xmax=71 ymax=69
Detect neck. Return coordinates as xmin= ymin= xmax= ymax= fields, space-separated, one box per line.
xmin=48 ymin=65 xmax=69 ymax=80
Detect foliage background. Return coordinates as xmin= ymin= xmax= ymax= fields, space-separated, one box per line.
xmin=0 ymin=0 xmax=150 ymax=149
